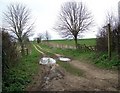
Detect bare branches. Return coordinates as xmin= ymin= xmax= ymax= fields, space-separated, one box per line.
xmin=55 ymin=1 xmax=93 ymax=48
xmin=56 ymin=2 xmax=93 ymax=37
xmin=3 ymin=3 xmax=33 ymax=55
xmin=105 ymin=11 xmax=120 ymax=31
xmin=4 ymin=3 xmax=33 ymax=42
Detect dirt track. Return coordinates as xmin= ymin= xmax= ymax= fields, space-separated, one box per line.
xmin=25 ymin=44 xmax=119 ymax=91
xmin=69 ymin=60 xmax=118 ymax=91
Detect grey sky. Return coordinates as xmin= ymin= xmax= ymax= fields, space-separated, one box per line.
xmin=0 ymin=0 xmax=119 ymax=40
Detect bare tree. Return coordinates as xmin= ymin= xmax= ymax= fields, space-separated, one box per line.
xmin=3 ymin=3 xmax=33 ymax=56
xmin=56 ymin=1 xmax=93 ymax=48
xmin=105 ymin=12 xmax=118 ymax=29
xmin=45 ymin=31 xmax=51 ymax=42
xmin=36 ymin=33 xmax=43 ymax=43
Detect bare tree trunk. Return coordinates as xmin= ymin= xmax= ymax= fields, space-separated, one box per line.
xmin=55 ymin=2 xmax=93 ymax=48
xmin=20 ymin=41 xmax=25 ymax=56
xmin=74 ymin=36 xmax=78 ymax=49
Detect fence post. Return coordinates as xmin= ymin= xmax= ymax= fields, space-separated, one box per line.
xmin=108 ymin=23 xmax=112 ymax=60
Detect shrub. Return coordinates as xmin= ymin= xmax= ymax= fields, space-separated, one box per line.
xmin=2 ymin=29 xmax=20 ymax=84
xmin=2 ymin=30 xmax=19 ymax=67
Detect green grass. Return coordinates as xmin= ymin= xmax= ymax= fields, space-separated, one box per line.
xmin=3 ymin=43 xmax=41 ymax=92
xmin=36 ymin=43 xmax=83 ymax=76
xmin=57 ymin=61 xmax=83 ymax=76
xmin=90 ymin=52 xmax=120 ymax=69
xmin=40 ymin=44 xmax=93 ymax=60
xmin=50 ymin=38 xmax=96 ymax=46
xmin=35 ymin=44 xmax=55 ymax=57
xmin=40 ymin=44 xmax=119 ymax=70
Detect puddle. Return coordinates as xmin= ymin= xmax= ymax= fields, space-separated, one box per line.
xmin=59 ymin=57 xmax=71 ymax=62
xmin=39 ymin=57 xmax=56 ymax=65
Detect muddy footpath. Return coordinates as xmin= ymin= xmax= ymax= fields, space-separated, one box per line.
xmin=25 ymin=44 xmax=119 ymax=92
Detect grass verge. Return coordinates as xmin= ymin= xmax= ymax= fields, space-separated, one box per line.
xmin=3 ymin=44 xmax=41 ymax=92
xmin=90 ymin=52 xmax=120 ymax=69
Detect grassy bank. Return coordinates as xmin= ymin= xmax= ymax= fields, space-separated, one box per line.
xmin=3 ymin=44 xmax=41 ymax=92
xmin=90 ymin=52 xmax=119 ymax=69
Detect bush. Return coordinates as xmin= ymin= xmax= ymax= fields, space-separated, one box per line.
xmin=96 ymin=28 xmax=108 ymax=52
xmin=2 ymin=30 xmax=19 ymax=75
xmin=2 ymin=42 xmax=41 ymax=92
xmin=92 ymin=52 xmax=119 ymax=69
xmin=96 ymin=24 xmax=120 ymax=54
xmin=2 ymin=29 xmax=21 ymax=92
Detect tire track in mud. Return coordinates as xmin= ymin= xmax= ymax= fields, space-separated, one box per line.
xmin=33 ymin=44 xmax=44 ymax=55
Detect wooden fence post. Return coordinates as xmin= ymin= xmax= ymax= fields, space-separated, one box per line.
xmin=108 ymin=24 xmax=112 ymax=60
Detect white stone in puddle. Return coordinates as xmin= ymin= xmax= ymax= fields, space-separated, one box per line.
xmin=59 ymin=57 xmax=71 ymax=62
xmin=39 ymin=57 xmax=56 ymax=65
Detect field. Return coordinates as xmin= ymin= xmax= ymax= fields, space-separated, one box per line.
xmin=49 ymin=38 xmax=96 ymax=46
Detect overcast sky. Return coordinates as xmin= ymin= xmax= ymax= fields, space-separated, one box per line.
xmin=0 ymin=0 xmax=119 ymax=40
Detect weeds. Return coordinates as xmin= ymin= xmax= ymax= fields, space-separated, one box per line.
xmin=91 ymin=52 xmax=119 ymax=69
xmin=2 ymin=44 xmax=41 ymax=92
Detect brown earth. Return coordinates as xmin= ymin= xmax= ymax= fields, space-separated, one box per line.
xmin=25 ymin=44 xmax=119 ymax=92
